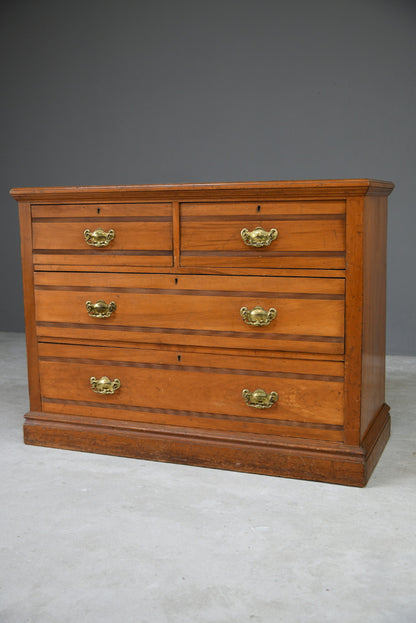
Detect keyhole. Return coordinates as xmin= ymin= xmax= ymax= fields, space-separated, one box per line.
xmin=257 ymin=205 xmax=261 ymax=213
xmin=177 ymin=354 xmax=181 ymax=362
xmin=97 ymin=208 xmax=100 ymax=214
xmin=175 ymin=277 xmax=178 ymax=284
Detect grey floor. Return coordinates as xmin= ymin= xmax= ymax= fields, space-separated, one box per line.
xmin=0 ymin=332 xmax=415 ymax=623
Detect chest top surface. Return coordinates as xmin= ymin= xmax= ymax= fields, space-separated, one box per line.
xmin=10 ymin=178 xmax=394 ymax=202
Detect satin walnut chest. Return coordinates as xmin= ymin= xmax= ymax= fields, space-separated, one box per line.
xmin=12 ymin=178 xmax=394 ymax=486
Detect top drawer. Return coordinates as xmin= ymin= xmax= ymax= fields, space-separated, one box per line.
xmin=180 ymin=201 xmax=345 ymax=269
xmin=32 ymin=203 xmax=173 ymax=268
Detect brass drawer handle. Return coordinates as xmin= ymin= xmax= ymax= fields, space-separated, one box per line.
xmin=86 ymin=300 xmax=117 ymax=318
xmin=90 ymin=376 xmax=121 ymax=394
xmin=241 ymin=226 xmax=278 ymax=248
xmin=240 ymin=305 xmax=277 ymax=326
xmin=84 ymin=228 xmax=115 ymax=247
xmin=242 ymin=388 xmax=278 ymax=409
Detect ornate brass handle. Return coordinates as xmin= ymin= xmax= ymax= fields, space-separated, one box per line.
xmin=241 ymin=226 xmax=278 ymax=248
xmin=240 ymin=305 xmax=277 ymax=326
xmin=242 ymin=388 xmax=278 ymax=409
xmin=84 ymin=228 xmax=115 ymax=247
xmin=86 ymin=300 xmax=117 ymax=318
xmin=90 ymin=376 xmax=121 ymax=394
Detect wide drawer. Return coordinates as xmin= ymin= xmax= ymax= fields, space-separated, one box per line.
xmin=31 ymin=203 xmax=173 ymax=267
xmin=180 ymin=200 xmax=345 ymax=269
xmin=34 ymin=272 xmax=345 ymax=354
xmin=38 ymin=343 xmax=345 ymax=442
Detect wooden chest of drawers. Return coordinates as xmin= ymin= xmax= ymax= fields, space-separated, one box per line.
xmin=12 ymin=179 xmax=394 ymax=486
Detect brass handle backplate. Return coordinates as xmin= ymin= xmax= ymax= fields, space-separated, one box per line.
xmin=90 ymin=376 xmax=121 ymax=394
xmin=84 ymin=228 xmax=115 ymax=247
xmin=240 ymin=305 xmax=277 ymax=326
xmin=241 ymin=226 xmax=278 ymax=248
xmin=86 ymin=300 xmax=117 ymax=318
xmin=242 ymin=388 xmax=278 ymax=409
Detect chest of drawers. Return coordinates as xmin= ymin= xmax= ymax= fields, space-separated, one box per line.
xmin=12 ymin=179 xmax=394 ymax=486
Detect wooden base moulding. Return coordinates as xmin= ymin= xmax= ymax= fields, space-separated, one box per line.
xmin=23 ymin=403 xmax=390 ymax=487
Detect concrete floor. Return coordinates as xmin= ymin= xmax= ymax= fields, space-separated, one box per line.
xmin=0 ymin=331 xmax=415 ymax=623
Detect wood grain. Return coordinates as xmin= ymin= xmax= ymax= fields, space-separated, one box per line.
xmin=38 ymin=359 xmax=344 ymax=426
xmin=37 ymin=342 xmax=344 ymax=376
xmin=13 ymin=179 xmax=394 ymax=486
xmin=34 ymin=271 xmax=346 ymax=293
xmin=10 ymin=178 xmax=394 ymax=202
xmin=37 ymin=336 xmax=345 ymax=361
xmin=33 ymin=252 xmax=173 ymax=267
xmin=32 ymin=203 xmax=171 ymax=218
xmin=172 ymin=201 xmax=180 ymax=268
xmin=33 ymin=221 xmax=172 ymax=251
xmin=343 ymin=196 xmax=364 ymax=446
xmin=18 ymin=202 xmax=41 ymax=410
xmin=181 ymin=211 xmax=345 ymax=270
xmin=181 ymin=200 xmax=346 ymax=217
xmin=34 ymin=273 xmax=345 ymax=354
xmin=31 ymin=202 xmax=173 ymax=267
xmin=360 ymin=196 xmax=388 ymax=440
xmin=181 ymin=255 xmax=345 ymax=269
xmin=33 ymin=264 xmax=346 ymax=278
xmin=36 ymin=325 xmax=343 ymax=354
xmin=38 ymin=402 xmax=343 ymax=442
xmin=23 ymin=415 xmax=369 ymax=485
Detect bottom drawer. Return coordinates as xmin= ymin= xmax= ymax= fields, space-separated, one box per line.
xmin=38 ymin=343 xmax=345 ymax=442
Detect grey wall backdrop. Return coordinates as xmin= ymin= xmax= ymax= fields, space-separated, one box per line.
xmin=1 ymin=0 xmax=415 ymax=354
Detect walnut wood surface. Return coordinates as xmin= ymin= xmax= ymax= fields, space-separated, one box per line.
xmin=181 ymin=215 xmax=345 ymax=269
xmin=37 ymin=336 xmax=345 ymax=361
xmin=18 ymin=203 xmax=41 ymax=411
xmin=343 ymin=196 xmax=365 ymax=446
xmin=180 ymin=199 xmax=345 ymax=270
xmin=37 ymin=342 xmax=344 ymax=376
xmin=10 ymin=178 xmax=394 ymax=202
xmin=23 ymin=402 xmax=391 ymax=486
xmin=360 ymin=196 xmax=388 ymax=440
xmin=181 ymin=201 xmax=345 ymax=255
xmin=34 ymin=264 xmax=346 ymax=278
xmin=13 ymin=179 xmax=394 ymax=486
xmin=37 ymin=342 xmax=344 ymax=440
xmin=39 ymin=358 xmax=343 ymax=425
xmin=34 ymin=273 xmax=345 ymax=354
xmin=33 ymin=406 xmax=344 ymax=443
xmin=32 ymin=203 xmax=171 ymax=218
xmin=33 ymin=253 xmax=173 ymax=267
xmin=181 ymin=200 xmax=346 ymax=216
xmin=33 ymin=221 xmax=172 ymax=251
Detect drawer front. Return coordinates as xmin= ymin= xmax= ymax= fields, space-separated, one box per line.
xmin=38 ymin=343 xmax=345 ymax=442
xmin=35 ymin=272 xmax=345 ymax=354
xmin=180 ymin=201 xmax=345 ymax=269
xmin=32 ymin=203 xmax=173 ymax=267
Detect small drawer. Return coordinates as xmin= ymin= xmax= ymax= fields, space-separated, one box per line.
xmin=180 ymin=200 xmax=345 ymax=269
xmin=38 ymin=343 xmax=345 ymax=442
xmin=34 ymin=272 xmax=345 ymax=355
xmin=32 ymin=203 xmax=173 ymax=267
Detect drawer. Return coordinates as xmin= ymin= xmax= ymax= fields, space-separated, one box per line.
xmin=32 ymin=203 xmax=173 ymax=267
xmin=180 ymin=200 xmax=345 ymax=269
xmin=38 ymin=343 xmax=345 ymax=442
xmin=34 ymin=272 xmax=345 ymax=354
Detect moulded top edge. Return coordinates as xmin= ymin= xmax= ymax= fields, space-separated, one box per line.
xmin=9 ymin=178 xmax=394 ymax=202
